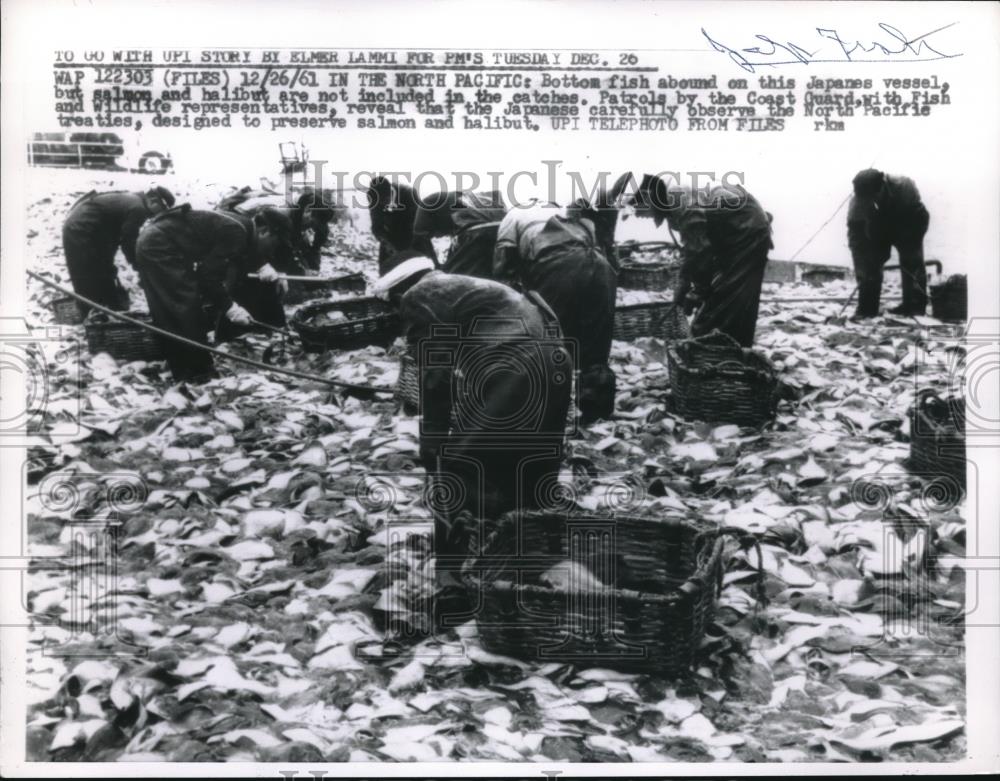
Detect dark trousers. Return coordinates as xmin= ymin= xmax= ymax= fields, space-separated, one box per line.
xmin=429 ymin=337 xmax=572 ymax=560
xmin=62 ymin=226 xmax=129 ymax=316
xmin=849 ymin=211 xmax=930 ymax=316
xmin=135 ymin=234 xmax=215 ymax=382
xmin=526 ymin=249 xmax=618 ymax=421
xmin=692 ymin=243 xmax=770 ymax=347
xmin=433 ymin=441 xmax=566 ymax=561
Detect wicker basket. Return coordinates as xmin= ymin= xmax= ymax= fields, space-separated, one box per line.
xmin=291 ymin=297 xmax=400 ymax=352
xmin=930 ymin=275 xmax=967 ymax=321
xmin=617 ymin=262 xmax=681 ymax=292
xmin=84 ymin=311 xmax=164 ymax=362
xmin=616 ymin=242 xmax=682 ymax=292
xmin=613 ymin=300 xmax=689 ymax=342
xmin=615 ymin=241 xmax=680 ymax=262
xmin=283 ymin=272 xmax=367 ymax=305
xmin=668 ymin=331 xmax=779 ymax=426
xmin=395 ymin=352 xmax=420 ymax=413
xmin=908 ymin=391 xmax=965 ymax=492
xmin=51 ymin=296 xmax=84 ymax=325
xmin=464 ymin=510 xmax=726 ymax=675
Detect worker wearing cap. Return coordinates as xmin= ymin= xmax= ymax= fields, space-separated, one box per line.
xmin=847 ymin=168 xmax=930 ymax=319
xmin=493 ymin=196 xmax=620 ymax=424
xmin=629 ymin=174 xmax=773 ymax=347
xmin=373 ymin=256 xmax=573 ymax=607
xmin=134 ymin=205 xmax=293 ymax=382
xmin=61 ymin=186 xmax=175 ymax=316
xmin=366 ymin=176 xmax=438 ymax=276
xmin=217 ymin=186 xmax=333 ymax=272
xmin=412 ymin=189 xmax=508 ymax=279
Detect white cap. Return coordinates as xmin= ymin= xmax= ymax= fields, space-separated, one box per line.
xmin=371 ymin=257 xmax=435 ymax=300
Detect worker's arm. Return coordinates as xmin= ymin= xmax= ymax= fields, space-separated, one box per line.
xmin=674 ymin=207 xmax=714 ymax=305
xmin=198 ymin=223 xmax=249 ymax=313
xmin=119 ymin=209 xmax=148 ymax=268
xmin=492 ymin=211 xmax=525 ymax=284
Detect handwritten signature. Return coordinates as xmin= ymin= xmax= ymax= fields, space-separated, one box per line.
xmin=703 ymin=23 xmax=962 ymax=73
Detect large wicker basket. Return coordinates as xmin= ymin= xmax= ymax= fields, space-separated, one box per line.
xmin=930 ymin=275 xmax=967 ymax=322
xmin=617 ymin=263 xmax=682 ymax=292
xmin=291 ymin=297 xmax=400 ymax=352
xmin=616 ymin=240 xmax=680 ymax=263
xmin=283 ymin=272 xmax=367 ymax=305
xmin=613 ymin=300 xmax=689 ymax=342
xmin=463 ymin=510 xmax=726 ymax=676
xmin=51 ymin=296 xmax=85 ymax=325
xmin=616 ymin=241 xmax=683 ymax=292
xmin=908 ymin=391 xmax=965 ymax=493
xmin=668 ymin=331 xmax=779 ymax=426
xmin=84 ymin=311 xmax=164 ymax=362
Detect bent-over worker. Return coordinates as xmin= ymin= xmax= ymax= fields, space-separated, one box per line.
xmin=134 ymin=205 xmax=293 ymax=382
xmin=847 ymin=168 xmax=930 ymax=319
xmin=412 ymin=189 xmax=508 ymax=279
xmin=373 ymin=258 xmax=572 ymax=583
xmin=631 ymin=175 xmax=773 ymax=347
xmin=61 ymin=187 xmax=174 ymax=315
xmin=493 ymin=199 xmax=619 ymax=424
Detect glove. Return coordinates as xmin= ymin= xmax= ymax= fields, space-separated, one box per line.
xmin=675 ymin=278 xmax=692 ymax=312
xmin=682 ymin=293 xmax=699 ymax=316
xmin=683 ymin=288 xmax=704 ymax=316
xmin=276 ymin=278 xmax=289 ymax=295
xmin=257 ymin=263 xmax=280 ymax=283
xmin=226 ymin=303 xmax=253 ymax=325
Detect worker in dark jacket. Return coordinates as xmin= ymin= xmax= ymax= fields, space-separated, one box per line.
xmin=134 ymin=205 xmax=293 ymax=382
xmin=61 ymin=187 xmax=174 ymax=315
xmin=373 ymin=257 xmax=572 ymax=584
xmin=412 ymin=190 xmax=508 ymax=278
xmin=366 ymin=176 xmax=437 ymax=276
xmin=493 ymin=198 xmax=620 ymax=424
xmin=847 ymin=169 xmax=930 ymax=318
xmin=630 ymin=174 xmax=773 ymax=347
xmin=216 ymin=187 xmax=333 ymax=272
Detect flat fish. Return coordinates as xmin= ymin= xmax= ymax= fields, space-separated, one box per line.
xmin=539 ymin=560 xmax=605 ymax=591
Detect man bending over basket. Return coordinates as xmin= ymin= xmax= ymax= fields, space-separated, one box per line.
xmin=373 ymin=255 xmax=573 ymax=623
xmin=629 ymin=174 xmax=774 ymax=348
xmin=61 ymin=186 xmax=175 ymax=316
xmin=135 ymin=205 xmax=295 ymax=382
xmin=492 ymin=176 xmax=630 ymax=424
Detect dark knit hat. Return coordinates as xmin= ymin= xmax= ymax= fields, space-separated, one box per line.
xmin=252 ymin=206 xmax=295 ymax=239
xmin=146 ymin=186 xmax=175 ymax=207
xmin=852 ymin=169 xmax=885 ymax=198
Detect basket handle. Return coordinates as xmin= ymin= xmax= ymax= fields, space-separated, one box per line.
xmin=718 ymin=527 xmax=768 ymax=611
xmin=690 ymin=330 xmax=742 ymax=350
xmin=714 ymin=360 xmax=754 ymax=373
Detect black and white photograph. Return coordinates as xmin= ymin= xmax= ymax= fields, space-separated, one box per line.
xmin=1 ymin=0 xmax=998 ymax=775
